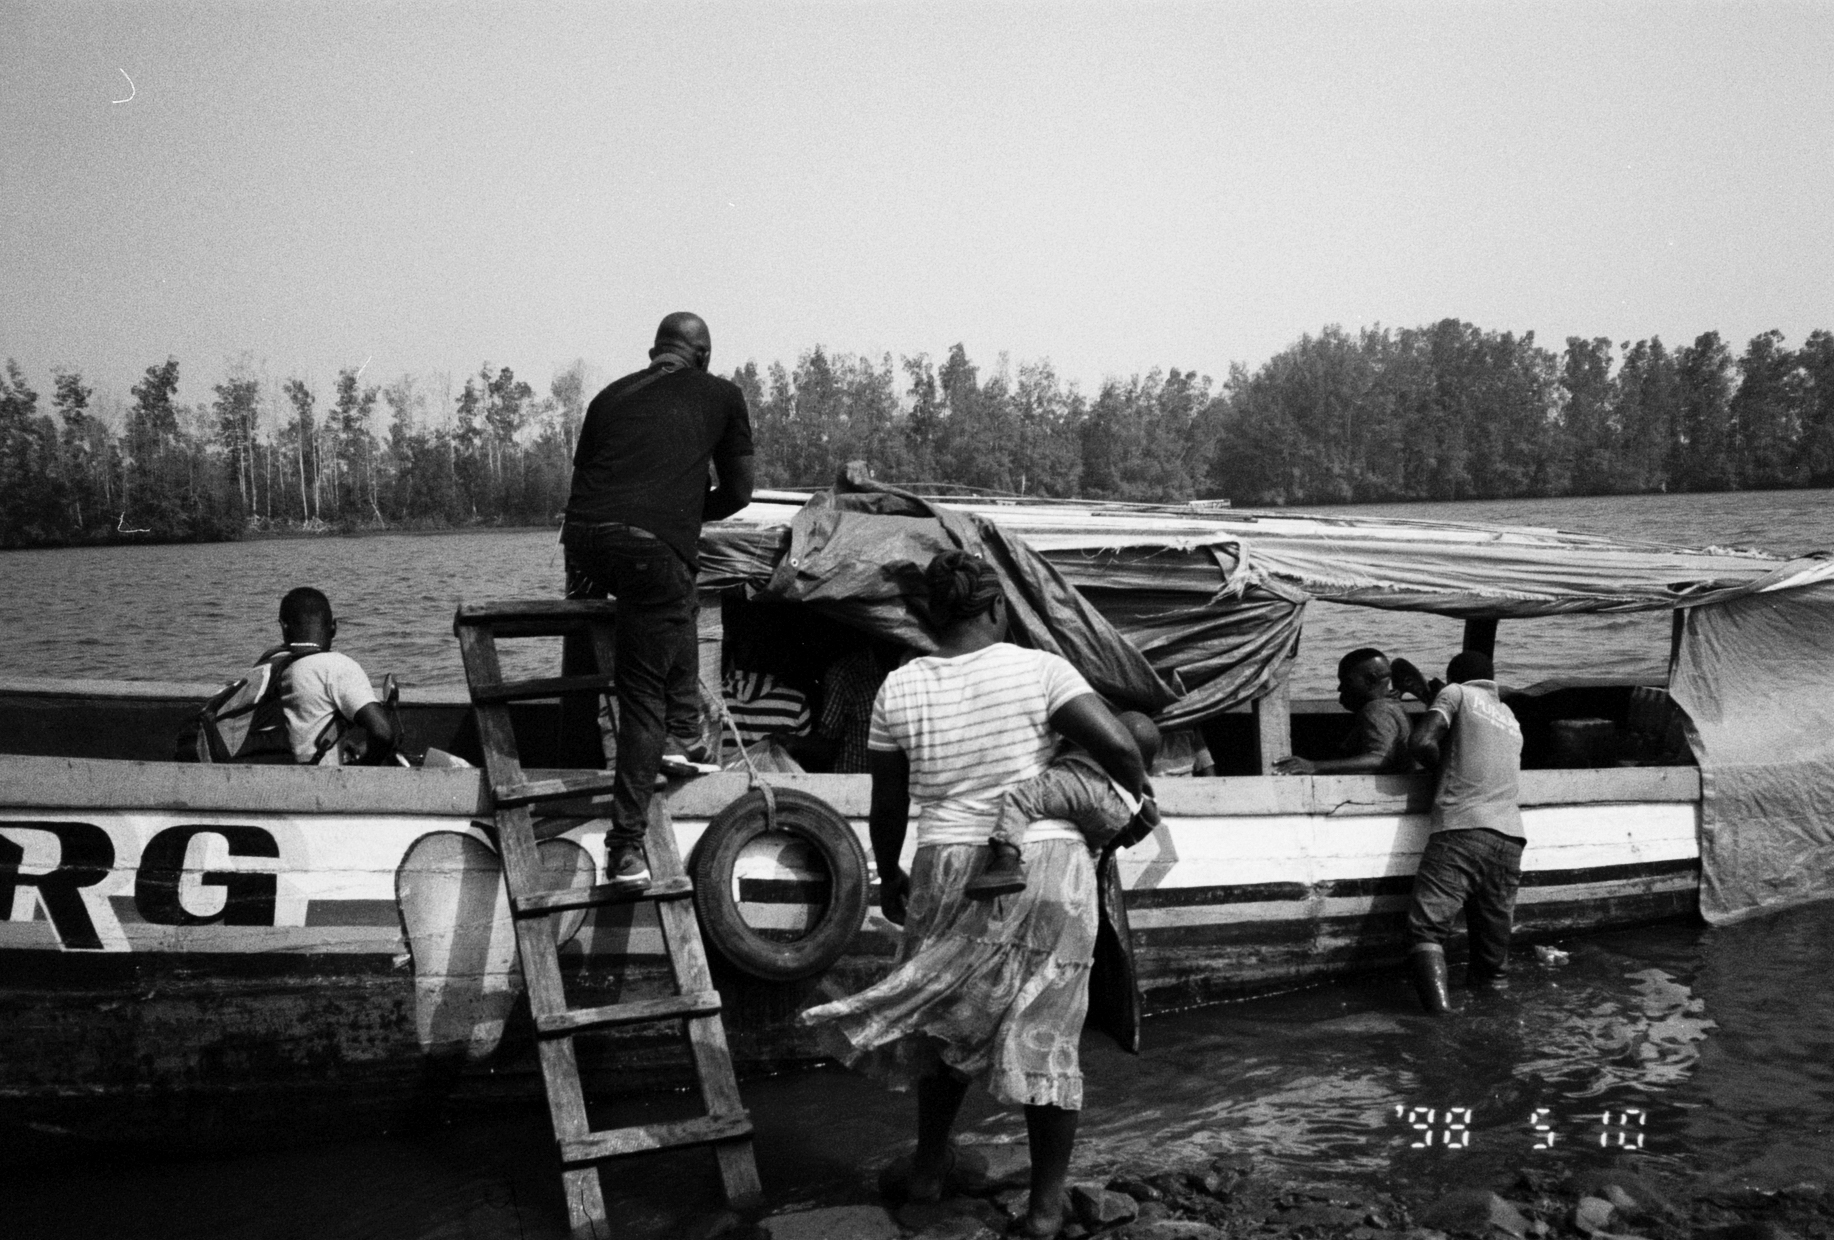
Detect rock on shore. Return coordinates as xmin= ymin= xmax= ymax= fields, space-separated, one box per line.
xmin=732 ymin=1149 xmax=1832 ymax=1240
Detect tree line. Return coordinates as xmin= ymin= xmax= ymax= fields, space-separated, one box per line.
xmin=2 ymin=322 xmax=1831 ymax=548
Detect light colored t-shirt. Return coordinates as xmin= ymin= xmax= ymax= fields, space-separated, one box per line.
xmin=1426 ymin=679 xmax=1523 ymax=838
xmin=868 ymin=642 xmax=1094 ymax=847
xmin=282 ymin=649 xmax=378 ymax=765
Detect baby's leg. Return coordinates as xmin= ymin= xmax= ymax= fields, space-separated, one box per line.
xmin=968 ymin=771 xmax=1064 ymax=898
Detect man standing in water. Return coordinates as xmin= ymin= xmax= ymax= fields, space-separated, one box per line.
xmin=562 ymin=312 xmax=755 ymax=886
xmin=1405 ymin=650 xmax=1524 ymax=1013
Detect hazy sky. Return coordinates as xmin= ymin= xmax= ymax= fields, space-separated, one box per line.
xmin=4 ymin=1 xmax=1831 ymax=412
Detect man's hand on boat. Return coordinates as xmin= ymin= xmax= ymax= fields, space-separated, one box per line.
xmin=1273 ymin=756 xmax=1316 ymax=776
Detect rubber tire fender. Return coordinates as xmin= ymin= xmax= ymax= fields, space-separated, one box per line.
xmin=689 ymin=786 xmax=870 ymax=982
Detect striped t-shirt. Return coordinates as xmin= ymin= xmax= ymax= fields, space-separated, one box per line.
xmin=868 ymin=642 xmax=1094 ymax=846
xmin=722 ymin=669 xmax=811 ymax=747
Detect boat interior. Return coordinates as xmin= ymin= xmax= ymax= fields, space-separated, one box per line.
xmin=0 ymin=591 xmax=1695 ymax=779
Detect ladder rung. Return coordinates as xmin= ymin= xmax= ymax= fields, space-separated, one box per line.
xmin=496 ymin=772 xmax=621 ymax=805
xmin=535 ymin=990 xmax=722 ymax=1037
xmin=511 ymin=875 xmax=692 ymax=915
xmin=560 ymin=1113 xmax=753 ymax=1165
xmin=473 ymin=673 xmax=616 ymax=703
xmin=455 ymin=599 xmax=617 ymax=631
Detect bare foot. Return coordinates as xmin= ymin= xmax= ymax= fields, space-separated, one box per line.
xmin=1017 ymin=1206 xmax=1064 ymax=1237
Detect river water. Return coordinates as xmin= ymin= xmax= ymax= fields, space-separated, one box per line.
xmin=7 ymin=489 xmax=1834 ymax=1238
xmin=4 ymin=488 xmax=1830 ymax=699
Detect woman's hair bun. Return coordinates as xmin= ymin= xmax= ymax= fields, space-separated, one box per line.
xmin=923 ymin=550 xmax=1002 ymax=629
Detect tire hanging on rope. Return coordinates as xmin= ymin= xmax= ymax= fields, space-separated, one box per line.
xmin=689 ymin=785 xmax=869 ymax=982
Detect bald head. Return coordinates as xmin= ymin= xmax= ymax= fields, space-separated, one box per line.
xmin=651 ymin=312 xmax=712 ymax=370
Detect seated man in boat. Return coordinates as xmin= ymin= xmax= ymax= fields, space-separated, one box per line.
xmin=275 ymin=587 xmax=396 ymax=765
xmin=1274 ymin=647 xmax=1413 ymax=776
xmin=966 ymin=711 xmax=1162 ymax=899
xmin=1404 ymin=649 xmax=1525 ymax=1013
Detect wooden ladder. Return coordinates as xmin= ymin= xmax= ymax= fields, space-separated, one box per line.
xmin=453 ymin=600 xmax=761 ymax=1239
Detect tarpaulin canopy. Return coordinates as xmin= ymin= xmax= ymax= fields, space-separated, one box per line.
xmin=1669 ymin=556 xmax=1834 ymax=924
xmin=700 ymin=481 xmax=1797 ymax=726
xmin=698 ymin=473 xmax=1305 ymax=725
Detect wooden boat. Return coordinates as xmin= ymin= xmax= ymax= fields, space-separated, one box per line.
xmin=4 ymin=481 xmax=1829 ymax=1152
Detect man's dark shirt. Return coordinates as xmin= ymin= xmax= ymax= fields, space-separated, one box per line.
xmin=1339 ymin=693 xmax=1414 ymax=774
xmin=565 ymin=364 xmax=754 ymax=569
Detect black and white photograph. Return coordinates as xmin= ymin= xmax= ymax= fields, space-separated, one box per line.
xmin=3 ymin=3 xmax=1832 ymax=1238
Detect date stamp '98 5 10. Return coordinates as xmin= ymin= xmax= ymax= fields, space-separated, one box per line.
xmin=1393 ymin=1106 xmax=1650 ymax=1150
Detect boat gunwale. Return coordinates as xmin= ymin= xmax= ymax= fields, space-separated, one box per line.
xmin=0 ymin=756 xmax=1701 ymax=817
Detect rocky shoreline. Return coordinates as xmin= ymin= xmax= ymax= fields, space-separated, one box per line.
xmin=673 ymin=1147 xmax=1832 ymax=1240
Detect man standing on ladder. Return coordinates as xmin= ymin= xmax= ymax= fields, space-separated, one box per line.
xmin=562 ymin=312 xmax=755 ymax=886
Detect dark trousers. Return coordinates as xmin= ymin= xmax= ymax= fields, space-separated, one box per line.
xmin=561 ymin=522 xmax=699 ymax=843
xmin=1406 ymin=827 xmax=1525 ymax=983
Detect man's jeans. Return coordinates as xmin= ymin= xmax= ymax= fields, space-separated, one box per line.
xmin=561 ymin=522 xmax=699 ymax=845
xmin=1406 ymin=827 xmax=1525 ymax=983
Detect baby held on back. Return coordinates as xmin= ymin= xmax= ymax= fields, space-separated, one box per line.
xmin=966 ymin=710 xmax=1163 ymax=899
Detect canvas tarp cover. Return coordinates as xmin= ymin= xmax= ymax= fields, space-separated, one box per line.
xmin=1668 ymin=557 xmax=1834 ymax=924
xmin=1240 ymin=529 xmax=1777 ymax=618
xmin=698 ymin=475 xmax=1308 ymax=723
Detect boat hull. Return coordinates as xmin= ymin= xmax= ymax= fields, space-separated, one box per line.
xmin=0 ymin=755 xmax=1699 ymax=1150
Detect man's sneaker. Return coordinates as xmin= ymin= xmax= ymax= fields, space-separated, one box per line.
xmin=659 ymin=737 xmax=719 ymax=777
xmin=604 ymin=841 xmax=651 ymax=889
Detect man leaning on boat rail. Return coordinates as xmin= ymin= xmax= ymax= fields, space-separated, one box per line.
xmin=560 ymin=311 xmax=756 ymax=887
xmin=1404 ymin=650 xmax=1525 ymax=1014
xmin=1273 ymin=647 xmax=1414 ymax=776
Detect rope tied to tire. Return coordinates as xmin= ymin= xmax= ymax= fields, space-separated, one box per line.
xmin=689 ymin=670 xmax=865 ymax=981
xmin=701 ymin=667 xmax=778 ymax=831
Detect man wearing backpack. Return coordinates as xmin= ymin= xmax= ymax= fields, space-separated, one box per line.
xmin=561 ymin=312 xmax=755 ymax=887
xmin=275 ymin=586 xmax=396 ymax=765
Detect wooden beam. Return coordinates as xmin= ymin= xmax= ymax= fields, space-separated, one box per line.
xmin=1252 ymin=671 xmax=1292 ymax=774
xmin=1463 ymin=617 xmax=1498 ymax=657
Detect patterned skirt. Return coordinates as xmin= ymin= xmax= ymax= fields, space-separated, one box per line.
xmin=798 ymin=838 xmax=1098 ymax=1110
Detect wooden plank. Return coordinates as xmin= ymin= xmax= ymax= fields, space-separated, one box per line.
xmin=456 ymin=599 xmax=619 ymax=626
xmin=512 ymin=875 xmax=692 ymax=916
xmin=1252 ymin=671 xmax=1293 ymax=774
xmin=587 ymin=619 xmax=618 ymax=679
xmin=1149 ymin=766 xmax=1701 ymax=818
xmin=560 ymin=1168 xmax=610 ymax=1240
xmin=646 ymin=797 xmax=762 ymax=1204
xmin=1464 ymin=617 xmax=1499 ymax=656
xmin=497 ymin=771 xmax=621 ymax=806
xmin=0 ymin=754 xmax=493 ymax=815
xmin=457 ymin=629 xmax=526 ymax=792
xmin=473 ymin=674 xmax=618 ymax=703
xmin=534 ymin=991 xmax=722 ymax=1037
xmin=655 ymin=772 xmax=872 ymax=818
xmin=1517 ymin=765 xmax=1701 ymax=806
xmin=0 ymin=754 xmax=1702 ymax=823
xmin=560 ymin=1113 xmax=753 ymax=1165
